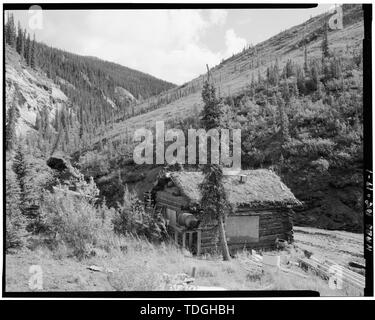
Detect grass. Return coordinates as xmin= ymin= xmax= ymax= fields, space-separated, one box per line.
xmin=5 ymin=233 xmax=363 ymax=295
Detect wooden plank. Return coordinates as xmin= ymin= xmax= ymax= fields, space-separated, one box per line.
xmin=197 ymin=230 xmax=201 ymax=256
xmin=182 ymin=233 xmax=186 ymax=249
xmin=298 ymin=258 xmax=365 ymax=289
xmin=188 ymin=232 xmax=193 ymax=249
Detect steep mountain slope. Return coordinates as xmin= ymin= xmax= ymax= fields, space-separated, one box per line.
xmin=96 ymin=4 xmax=363 ymax=144
xmin=36 ymin=42 xmax=176 ymax=104
xmin=5 ymin=39 xmax=176 ymax=153
xmin=5 ymin=45 xmax=69 ymax=136
xmin=33 ymin=42 xmax=176 ymax=142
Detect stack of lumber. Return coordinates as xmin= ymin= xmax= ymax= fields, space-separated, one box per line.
xmin=298 ymin=257 xmax=365 ymax=289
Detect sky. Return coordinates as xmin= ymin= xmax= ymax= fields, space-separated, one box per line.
xmin=10 ymin=5 xmax=335 ymax=85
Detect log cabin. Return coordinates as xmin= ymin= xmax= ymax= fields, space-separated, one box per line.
xmin=151 ymin=169 xmax=301 ymax=255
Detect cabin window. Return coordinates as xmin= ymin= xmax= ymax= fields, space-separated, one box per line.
xmin=226 ymin=215 xmax=259 ymax=242
xmin=165 ymin=208 xmax=177 ymax=227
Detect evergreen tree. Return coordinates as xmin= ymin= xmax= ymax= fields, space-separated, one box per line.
xmin=304 ymin=44 xmax=309 ymax=75
xmin=284 ymin=59 xmax=295 ymax=78
xmin=199 ymin=72 xmax=231 ymax=261
xmin=330 ymin=57 xmax=342 ymax=79
xmin=30 ymin=34 xmax=36 ymax=69
xmin=5 ymin=98 xmax=19 ymax=151
xmin=13 ymin=144 xmax=54 ymax=231
xmin=13 ymin=144 xmax=27 ymax=208
xmin=296 ymin=66 xmax=306 ymax=95
xmin=311 ymin=64 xmax=320 ymax=90
xmin=13 ymin=144 xmax=42 ymax=214
xmin=25 ymin=33 xmax=31 ymax=64
xmin=6 ymin=13 xmax=17 ymax=48
xmin=6 ymin=162 xmax=26 ymax=251
xmin=201 ymin=81 xmax=223 ymax=129
xmin=5 ymin=11 xmax=10 ymax=43
xmin=277 ymin=89 xmax=291 ymax=144
xmin=16 ymin=21 xmax=24 ymax=56
xmin=266 ymin=62 xmax=279 ymax=86
xmin=321 ymin=21 xmax=330 ymax=60
xmin=274 ymin=59 xmax=280 ymax=85
xmin=22 ymin=29 xmax=27 ymax=60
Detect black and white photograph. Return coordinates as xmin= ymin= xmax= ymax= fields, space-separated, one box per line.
xmin=2 ymin=2 xmax=373 ymax=299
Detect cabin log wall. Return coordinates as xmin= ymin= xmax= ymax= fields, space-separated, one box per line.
xmin=199 ymin=208 xmax=293 ymax=254
xmin=155 ymin=189 xmax=294 ymax=255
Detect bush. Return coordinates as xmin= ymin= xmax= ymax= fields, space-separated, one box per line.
xmin=311 ymin=158 xmax=330 ymax=172
xmin=39 ymin=188 xmax=114 ymax=259
xmin=284 ymin=138 xmax=335 ymax=158
xmin=113 ymin=186 xmax=168 ymax=242
xmin=78 ymin=151 xmax=110 ymax=178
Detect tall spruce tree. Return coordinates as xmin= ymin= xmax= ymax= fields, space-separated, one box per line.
xmin=6 ymin=13 xmax=17 ymax=48
xmin=5 ymin=98 xmax=19 ymax=151
xmin=16 ymin=21 xmax=24 ymax=57
xmin=304 ymin=44 xmax=309 ymax=75
xmin=6 ymin=162 xmax=26 ymax=251
xmin=5 ymin=11 xmax=10 ymax=43
xmin=13 ymin=144 xmax=27 ymax=210
xmin=30 ymin=34 xmax=36 ymax=69
xmin=25 ymin=33 xmax=31 ymax=65
xmin=278 ymin=85 xmax=291 ymax=144
xmin=199 ymin=69 xmax=231 ymax=261
xmin=321 ymin=21 xmax=330 ymax=60
xmin=22 ymin=29 xmax=27 ymax=60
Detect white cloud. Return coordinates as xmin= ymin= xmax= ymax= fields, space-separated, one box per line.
xmin=75 ymin=10 xmax=224 ymax=84
xmin=16 ymin=9 xmax=247 ymax=85
xmin=208 ymin=9 xmax=228 ymax=25
xmin=224 ymin=29 xmax=247 ymax=57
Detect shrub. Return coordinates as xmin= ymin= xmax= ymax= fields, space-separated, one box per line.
xmin=311 ymin=158 xmax=330 ymax=172
xmin=113 ymin=186 xmax=168 ymax=242
xmin=78 ymin=151 xmax=110 ymax=177
xmin=284 ymin=138 xmax=335 ymax=158
xmin=39 ymin=187 xmax=113 ymax=259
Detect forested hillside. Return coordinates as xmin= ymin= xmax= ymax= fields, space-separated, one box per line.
xmin=5 ymin=4 xmax=365 ymax=241
xmin=35 ymin=42 xmax=176 ymax=115
xmin=4 ymin=11 xmax=175 ymax=154
xmin=4 ymin=6 xmax=367 ymax=296
xmin=74 ymin=4 xmax=364 ymax=232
